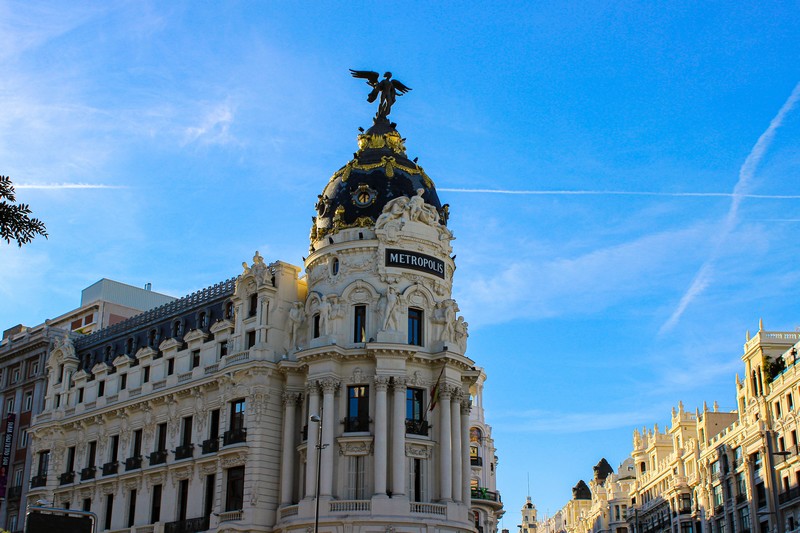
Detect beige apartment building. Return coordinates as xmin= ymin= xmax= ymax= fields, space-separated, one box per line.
xmin=532 ymin=323 xmax=800 ymax=533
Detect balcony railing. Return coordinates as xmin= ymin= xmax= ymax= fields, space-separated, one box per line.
xmin=223 ymin=428 xmax=247 ymax=446
xmin=175 ymin=444 xmax=194 ymax=460
xmin=59 ymin=471 xmax=75 ymax=485
xmin=779 ymin=486 xmax=800 ymax=505
xmin=471 ymin=456 xmax=484 ymax=466
xmin=149 ymin=450 xmax=168 ymax=465
xmin=80 ymin=466 xmax=96 ymax=481
xmin=471 ymin=487 xmax=501 ymax=502
xmin=344 ymin=416 xmax=370 ymax=433
xmin=7 ymin=485 xmax=22 ymax=500
xmin=125 ymin=456 xmax=143 ymax=471
xmin=164 ymin=516 xmax=210 ymax=533
xmin=31 ymin=474 xmax=47 ymax=488
xmin=102 ymin=461 xmax=118 ymax=476
xmin=405 ymin=418 xmax=429 ymax=436
xmin=202 ymin=438 xmax=219 ymax=454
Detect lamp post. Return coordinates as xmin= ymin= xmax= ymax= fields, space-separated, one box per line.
xmin=310 ymin=414 xmax=327 ymax=533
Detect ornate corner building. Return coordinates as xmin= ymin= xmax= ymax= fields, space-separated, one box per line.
xmin=27 ymin=112 xmax=504 ymax=533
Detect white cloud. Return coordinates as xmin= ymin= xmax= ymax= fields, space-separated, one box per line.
xmin=183 ymin=102 xmax=236 ymax=146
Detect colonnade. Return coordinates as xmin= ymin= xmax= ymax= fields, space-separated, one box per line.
xmin=278 ymin=375 xmax=473 ymax=507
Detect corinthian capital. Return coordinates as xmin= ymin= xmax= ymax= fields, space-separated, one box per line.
xmin=374 ymin=375 xmax=391 ymax=392
xmin=319 ymin=378 xmax=340 ymax=394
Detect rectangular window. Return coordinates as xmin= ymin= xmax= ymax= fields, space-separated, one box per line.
xmin=740 ymin=506 xmax=751 ymax=532
xmin=408 ymin=308 xmax=423 ymax=346
xmin=775 ymin=401 xmax=782 ymax=418
xmin=120 ymin=374 xmax=127 ymax=390
xmin=191 ymin=350 xmax=200 ymax=369
xmin=353 ymin=305 xmax=366 ymax=343
xmin=230 ymin=399 xmax=245 ymax=432
xmin=181 ymin=416 xmax=193 ymax=447
xmin=13 ymin=468 xmax=22 ymax=487
xmin=408 ymin=457 xmax=426 ymax=502
xmin=78 ymin=388 xmax=84 ymax=403
xmin=711 ymin=461 xmax=720 ymax=476
xmin=85 ymin=313 xmax=93 ymax=325
xmin=246 ymin=331 xmax=256 ymax=349
xmin=30 ymin=361 xmax=39 ymax=377
xmin=346 ymin=385 xmax=369 ymax=432
xmin=734 ymin=446 xmax=743 ymax=468
xmin=23 ymin=392 xmax=32 ymax=412
xmin=37 ymin=450 xmax=50 ymax=476
xmin=127 ymin=489 xmax=137 ymax=528
xmin=346 ymin=455 xmax=366 ymax=499
xmin=789 ymin=393 xmax=795 ymax=411
xmin=248 ymin=293 xmax=258 ymax=318
xmin=12 ymin=369 xmax=19 ymax=383
xmin=313 ymin=314 xmax=320 ymax=338
xmin=151 ymin=484 xmax=162 ymax=523
xmin=5 ymin=398 xmax=14 ymax=415
xmin=225 ymin=466 xmax=245 ymax=511
xmin=219 ymin=341 xmax=228 ymax=359
xmin=736 ymin=472 xmax=747 ymax=497
xmin=98 ymin=381 xmax=105 ymax=397
xmin=178 ymin=479 xmax=189 ymax=521
xmin=143 ymin=367 xmax=150 ymax=383
xmin=87 ymin=441 xmax=97 ymax=468
xmin=713 ymin=484 xmax=723 ymax=506
xmin=66 ymin=446 xmax=75 ymax=473
xmin=132 ymin=429 xmax=143 ymax=457
xmin=104 ymin=493 xmax=113 ymax=530
xmin=8 ymin=515 xmax=16 ymax=533
xmin=406 ymin=387 xmax=425 ymax=434
xmin=156 ymin=423 xmax=167 ymax=452
xmin=82 ymin=498 xmax=91 ymax=512
xmin=204 ymin=474 xmax=216 ymax=518
xmin=210 ymin=409 xmax=220 ymax=440
xmin=18 ymin=430 xmax=27 ymax=448
xmin=167 ymin=359 xmax=174 ymax=376
xmin=110 ymin=435 xmax=119 ymax=463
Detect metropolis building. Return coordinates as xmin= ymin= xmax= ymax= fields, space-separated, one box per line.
xmin=28 ymin=89 xmax=504 ymax=533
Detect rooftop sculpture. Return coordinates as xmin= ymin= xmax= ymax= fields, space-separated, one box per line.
xmin=349 ymin=69 xmax=412 ymax=122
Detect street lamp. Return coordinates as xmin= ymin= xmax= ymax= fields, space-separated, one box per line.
xmin=310 ymin=414 xmax=327 ymax=533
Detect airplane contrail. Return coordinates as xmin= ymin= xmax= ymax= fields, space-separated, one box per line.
xmin=15 ymin=183 xmax=126 ymax=189
xmin=659 ymin=81 xmax=800 ymax=335
xmin=438 ymin=188 xmax=800 ymax=199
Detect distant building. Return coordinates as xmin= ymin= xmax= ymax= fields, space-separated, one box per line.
xmin=520 ymin=496 xmax=537 ymax=533
xmin=27 ymin=111 xmax=503 ymax=533
xmin=0 ymin=280 xmax=173 ymax=531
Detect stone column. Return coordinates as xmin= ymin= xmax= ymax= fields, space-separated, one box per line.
xmin=320 ymin=378 xmax=338 ymax=497
xmin=280 ymin=391 xmax=299 ymax=505
xmin=374 ymin=376 xmax=390 ymax=496
xmin=461 ymin=397 xmax=472 ymax=505
xmin=438 ymin=385 xmax=453 ymax=501
xmin=304 ymin=383 xmax=321 ymax=499
xmin=391 ymin=377 xmax=407 ymax=496
xmin=451 ymin=389 xmax=463 ymax=502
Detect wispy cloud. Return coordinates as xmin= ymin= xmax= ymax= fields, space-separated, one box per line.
xmin=183 ymin=102 xmax=236 ymax=146
xmin=16 ymin=183 xmax=126 ymax=189
xmin=659 ymin=81 xmax=800 ymax=334
xmin=439 ymin=188 xmax=800 ymax=199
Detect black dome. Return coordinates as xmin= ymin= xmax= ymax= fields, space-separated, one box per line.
xmin=311 ymin=119 xmax=447 ymax=242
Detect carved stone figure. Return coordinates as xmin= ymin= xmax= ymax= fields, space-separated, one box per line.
xmin=287 ymin=302 xmax=304 ymax=352
xmin=408 ymin=188 xmax=439 ymax=224
xmin=443 ymin=300 xmax=458 ymax=342
xmin=375 ymin=196 xmax=410 ymax=229
xmin=382 ymin=286 xmax=400 ymax=331
xmin=454 ymin=316 xmax=468 ymax=350
xmin=349 ymin=70 xmax=412 ymax=122
xmin=318 ymin=297 xmax=332 ymax=336
xmin=251 ymin=251 xmax=268 ymax=286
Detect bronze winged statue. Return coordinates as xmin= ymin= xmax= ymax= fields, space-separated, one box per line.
xmin=350 ymin=70 xmax=412 ymax=122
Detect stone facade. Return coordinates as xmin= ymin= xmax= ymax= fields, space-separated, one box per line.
xmin=27 ymin=120 xmax=504 ymax=533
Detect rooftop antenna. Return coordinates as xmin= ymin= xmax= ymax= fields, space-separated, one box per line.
xmin=527 ymin=472 xmax=530 ymax=497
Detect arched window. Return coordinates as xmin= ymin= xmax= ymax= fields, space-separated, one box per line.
xmin=331 ymin=257 xmax=340 ymax=276
xmin=225 ymin=301 xmax=234 ymax=320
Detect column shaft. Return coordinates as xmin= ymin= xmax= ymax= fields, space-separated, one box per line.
xmin=374 ymin=378 xmax=389 ymax=495
xmin=392 ymin=379 xmax=407 ymax=496
xmin=451 ymin=394 xmax=462 ymax=502
xmin=320 ymin=381 xmax=337 ymax=497
xmin=304 ymin=388 xmax=320 ymax=499
xmin=461 ymin=400 xmax=472 ymax=505
xmin=439 ymin=387 xmax=452 ymax=501
xmin=280 ymin=392 xmax=298 ymax=505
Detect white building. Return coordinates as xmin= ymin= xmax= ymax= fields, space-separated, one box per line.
xmin=28 ymin=109 xmax=504 ymax=533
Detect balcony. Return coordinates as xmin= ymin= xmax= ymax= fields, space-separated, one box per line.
xmin=223 ymin=428 xmax=247 ymax=446
xmin=174 ymin=444 xmax=194 ymax=460
xmin=125 ymin=456 xmax=143 ymax=471
xmin=102 ymin=461 xmax=118 ymax=476
xmin=202 ymin=438 xmax=219 ymax=454
xmin=59 ymin=471 xmax=75 ymax=485
xmin=31 ymin=474 xmax=47 ymax=488
xmin=164 ymin=516 xmax=210 ymax=533
xmin=80 ymin=466 xmax=96 ymax=481
xmin=779 ymin=486 xmax=800 ymax=505
xmin=471 ymin=456 xmax=484 ymax=467
xmin=405 ymin=418 xmax=429 ymax=436
xmin=344 ymin=416 xmax=370 ymax=433
xmin=471 ymin=487 xmax=501 ymax=502
xmin=7 ymin=485 xmax=22 ymax=500
xmin=149 ymin=450 xmax=168 ymax=465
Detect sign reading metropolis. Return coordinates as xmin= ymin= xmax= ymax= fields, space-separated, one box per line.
xmin=385 ymin=249 xmax=445 ymax=279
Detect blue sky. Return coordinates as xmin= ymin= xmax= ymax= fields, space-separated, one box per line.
xmin=2 ymin=0 xmax=800 ymax=520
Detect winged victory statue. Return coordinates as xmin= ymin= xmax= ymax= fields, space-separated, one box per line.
xmin=349 ymin=70 xmax=412 ymax=122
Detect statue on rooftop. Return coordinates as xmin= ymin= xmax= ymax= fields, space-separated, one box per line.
xmin=350 ymin=70 xmax=412 ymax=122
